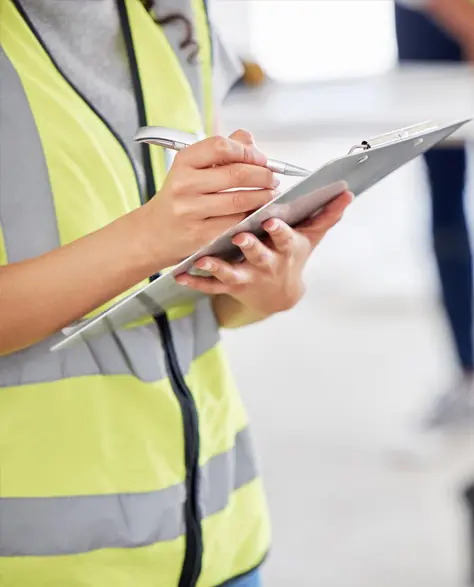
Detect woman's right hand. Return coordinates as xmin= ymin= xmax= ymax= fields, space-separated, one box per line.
xmin=141 ymin=130 xmax=280 ymax=269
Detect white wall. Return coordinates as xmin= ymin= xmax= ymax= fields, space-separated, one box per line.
xmin=212 ymin=0 xmax=398 ymax=82
xmin=210 ymin=0 xmax=255 ymax=60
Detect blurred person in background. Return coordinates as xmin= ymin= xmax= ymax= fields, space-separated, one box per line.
xmin=395 ymin=0 xmax=474 ymax=434
xmin=0 ymin=1 xmax=352 ymax=587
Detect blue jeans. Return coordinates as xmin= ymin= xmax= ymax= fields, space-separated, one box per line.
xmin=227 ymin=568 xmax=262 ymax=587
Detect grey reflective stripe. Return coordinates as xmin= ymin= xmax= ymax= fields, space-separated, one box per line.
xmin=200 ymin=424 xmax=258 ymax=519
xmin=170 ymin=295 xmax=219 ymax=375
xmin=0 ymin=484 xmax=186 ymax=557
xmin=0 ymin=47 xmax=61 ymax=263
xmin=0 ymin=298 xmax=219 ymax=386
xmin=0 ymin=427 xmax=257 ymax=556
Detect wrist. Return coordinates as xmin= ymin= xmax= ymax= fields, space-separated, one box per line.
xmin=212 ymin=294 xmax=270 ymax=329
xmin=125 ymin=206 xmax=173 ymax=277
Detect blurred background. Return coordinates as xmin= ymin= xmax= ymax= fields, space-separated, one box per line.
xmin=211 ymin=1 xmax=474 ymax=586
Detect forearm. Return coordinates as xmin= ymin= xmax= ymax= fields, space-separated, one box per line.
xmin=427 ymin=0 xmax=474 ymax=47
xmin=212 ymin=294 xmax=270 ymax=329
xmin=0 ymin=206 xmax=160 ymax=354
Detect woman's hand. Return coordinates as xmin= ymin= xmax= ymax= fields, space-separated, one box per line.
xmin=0 ymin=128 xmax=277 ymax=353
xmin=140 ymin=130 xmax=279 ymax=269
xmin=175 ymin=191 xmax=353 ymax=317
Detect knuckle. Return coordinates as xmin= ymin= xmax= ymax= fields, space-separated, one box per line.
xmin=212 ymin=135 xmax=232 ymax=158
xmin=279 ymin=233 xmax=294 ymax=250
xmin=257 ymin=251 xmax=271 ymax=267
xmin=229 ymin=164 xmax=248 ymax=185
xmin=231 ymin=191 xmax=245 ymax=212
xmin=233 ymin=128 xmax=254 ymax=144
xmin=242 ymin=145 xmax=256 ymax=165
xmin=173 ymin=199 xmax=193 ymax=220
xmin=170 ymin=176 xmax=189 ymax=196
xmin=264 ymin=169 xmax=275 ymax=187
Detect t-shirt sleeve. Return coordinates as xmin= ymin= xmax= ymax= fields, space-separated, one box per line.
xmin=211 ymin=27 xmax=244 ymax=103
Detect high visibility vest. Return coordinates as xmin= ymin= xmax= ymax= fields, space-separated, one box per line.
xmin=0 ymin=1 xmax=270 ymax=586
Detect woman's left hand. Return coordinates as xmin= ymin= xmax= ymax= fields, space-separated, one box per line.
xmin=175 ymin=190 xmax=353 ymax=316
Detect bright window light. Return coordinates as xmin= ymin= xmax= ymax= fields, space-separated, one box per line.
xmin=250 ymin=0 xmax=398 ymax=82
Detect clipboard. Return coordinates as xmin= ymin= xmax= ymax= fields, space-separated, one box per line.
xmin=51 ymin=118 xmax=470 ymax=351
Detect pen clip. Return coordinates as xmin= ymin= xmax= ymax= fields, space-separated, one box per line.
xmin=347 ymin=120 xmax=439 ymax=155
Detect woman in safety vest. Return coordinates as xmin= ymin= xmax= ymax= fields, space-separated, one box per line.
xmin=0 ymin=1 xmax=352 ymax=586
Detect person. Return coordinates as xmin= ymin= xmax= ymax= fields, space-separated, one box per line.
xmin=395 ymin=0 xmax=474 ymax=431
xmin=0 ymin=1 xmax=352 ymax=586
xmin=395 ymin=3 xmax=474 ymax=583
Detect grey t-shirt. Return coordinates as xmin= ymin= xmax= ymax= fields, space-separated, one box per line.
xmin=20 ymin=0 xmax=242 ymax=192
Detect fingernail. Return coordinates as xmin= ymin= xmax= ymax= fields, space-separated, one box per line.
xmin=272 ymin=175 xmax=281 ymax=188
xmin=200 ymin=260 xmax=212 ymax=271
xmin=267 ymin=219 xmax=280 ymax=232
xmin=238 ymin=236 xmax=250 ymax=247
xmin=179 ymin=277 xmax=188 ymax=286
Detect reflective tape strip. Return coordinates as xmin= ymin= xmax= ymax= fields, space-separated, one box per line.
xmin=0 ymin=47 xmax=61 ymax=263
xmin=200 ymin=425 xmax=258 ymax=519
xmin=0 ymin=485 xmax=186 ymax=557
xmin=0 ymin=299 xmax=219 ymax=386
xmin=0 ymin=427 xmax=257 ymax=556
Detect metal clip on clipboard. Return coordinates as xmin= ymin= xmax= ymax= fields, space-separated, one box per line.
xmin=52 ymin=118 xmax=470 ymax=351
xmin=347 ymin=120 xmax=438 ymax=155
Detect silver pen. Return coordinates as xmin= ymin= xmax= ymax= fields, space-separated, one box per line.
xmin=134 ymin=126 xmax=311 ymax=178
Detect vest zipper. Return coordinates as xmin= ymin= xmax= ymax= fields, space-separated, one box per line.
xmin=15 ymin=0 xmax=203 ymax=583
xmin=116 ymin=2 xmax=203 ymax=586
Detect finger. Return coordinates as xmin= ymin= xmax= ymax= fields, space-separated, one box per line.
xmin=312 ymin=191 xmax=354 ymax=225
xmin=193 ymin=257 xmax=253 ymax=286
xmin=187 ymin=163 xmax=279 ymax=194
xmin=174 ymin=134 xmax=267 ymax=169
xmin=227 ymin=130 xmax=269 ymax=177
xmin=228 ymin=128 xmax=255 ymax=146
xmin=232 ymin=233 xmax=276 ymax=269
xmin=297 ymin=192 xmax=353 ymax=245
xmin=197 ymin=188 xmax=276 ymax=217
xmin=262 ymin=219 xmax=302 ymax=255
xmin=175 ymin=274 xmax=231 ymax=296
xmin=203 ymin=213 xmax=247 ymax=237
xmin=299 ymin=191 xmax=353 ymax=230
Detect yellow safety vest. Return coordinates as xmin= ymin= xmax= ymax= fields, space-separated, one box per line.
xmin=0 ymin=1 xmax=270 ymax=586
